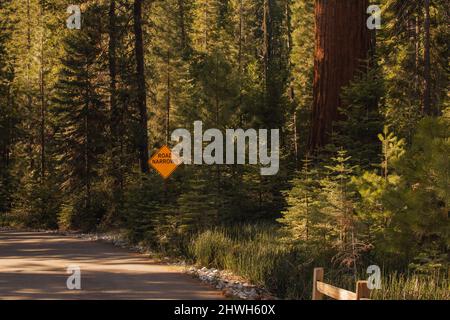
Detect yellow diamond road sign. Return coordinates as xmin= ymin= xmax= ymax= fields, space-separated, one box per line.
xmin=149 ymin=145 xmax=181 ymax=179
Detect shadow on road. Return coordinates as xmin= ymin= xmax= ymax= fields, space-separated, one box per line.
xmin=0 ymin=231 xmax=223 ymax=300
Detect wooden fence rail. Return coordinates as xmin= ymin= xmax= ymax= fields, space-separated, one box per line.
xmin=312 ymin=267 xmax=371 ymax=300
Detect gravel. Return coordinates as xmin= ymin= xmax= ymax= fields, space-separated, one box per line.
xmin=185 ymin=266 xmax=276 ymax=300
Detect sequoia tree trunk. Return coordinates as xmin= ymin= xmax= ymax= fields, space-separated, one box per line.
xmin=309 ymin=0 xmax=372 ymax=151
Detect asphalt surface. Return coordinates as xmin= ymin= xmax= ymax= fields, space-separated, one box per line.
xmin=0 ymin=230 xmax=223 ymax=300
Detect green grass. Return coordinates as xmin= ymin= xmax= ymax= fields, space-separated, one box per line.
xmin=371 ymin=272 xmax=450 ymax=300
xmin=190 ymin=225 xmax=323 ymax=299
xmin=189 ymin=224 xmax=450 ymax=300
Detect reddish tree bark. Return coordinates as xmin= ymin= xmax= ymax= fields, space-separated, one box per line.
xmin=309 ymin=0 xmax=371 ymax=151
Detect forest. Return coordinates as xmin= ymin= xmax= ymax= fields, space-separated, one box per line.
xmin=0 ymin=0 xmax=448 ymax=299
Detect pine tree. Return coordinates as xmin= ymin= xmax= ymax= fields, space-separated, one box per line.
xmin=0 ymin=0 xmax=18 ymax=216
xmin=378 ymin=125 xmax=406 ymax=179
xmin=52 ymin=3 xmax=108 ymax=230
xmin=352 ymin=126 xmax=405 ymax=260
xmin=279 ymin=155 xmax=321 ymax=243
xmin=332 ymin=68 xmax=384 ymax=168
xmin=8 ymin=0 xmax=66 ymax=229
xmin=260 ymin=0 xmax=289 ymax=131
xmin=288 ymin=0 xmax=314 ymax=160
xmin=320 ymin=150 xmax=367 ymax=278
xmin=380 ymin=0 xmax=449 ymax=138
xmin=149 ymin=0 xmax=195 ymax=146
xmin=176 ymin=166 xmax=219 ymax=234
xmin=122 ymin=172 xmax=165 ymax=245
xmin=102 ymin=0 xmax=147 ymax=226
xmin=384 ymin=114 xmax=449 ymax=271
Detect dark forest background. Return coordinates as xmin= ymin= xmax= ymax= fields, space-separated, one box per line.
xmin=0 ymin=0 xmax=448 ymax=299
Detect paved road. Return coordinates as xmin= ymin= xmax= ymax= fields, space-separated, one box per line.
xmin=0 ymin=230 xmax=223 ymax=300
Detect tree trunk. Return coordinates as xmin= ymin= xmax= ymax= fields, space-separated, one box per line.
xmin=133 ymin=0 xmax=150 ymax=173
xmin=166 ymin=50 xmax=171 ymax=145
xmin=84 ymin=61 xmax=92 ymax=213
xmin=238 ymin=0 xmax=243 ymax=125
xmin=39 ymin=1 xmax=46 ymax=180
xmin=177 ymin=0 xmax=187 ymax=51
xmin=85 ymin=93 xmax=91 ymax=212
xmin=309 ymin=0 xmax=371 ymax=151
xmin=108 ymin=0 xmax=124 ymax=211
xmin=26 ymin=0 xmax=34 ymax=170
xmin=263 ymin=0 xmax=270 ymax=106
xmin=415 ymin=12 xmax=421 ymax=98
xmin=423 ymin=0 xmax=432 ymax=116
xmin=285 ymin=0 xmax=298 ymax=166
xmin=109 ymin=0 xmax=118 ymax=144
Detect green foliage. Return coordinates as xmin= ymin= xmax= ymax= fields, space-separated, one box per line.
xmin=334 ymin=68 xmax=384 ymax=167
xmin=379 ymin=0 xmax=449 ymax=137
xmin=279 ymin=156 xmax=322 ymax=243
xmin=383 ymin=115 xmax=449 ymax=272
xmin=51 ymin=3 xmax=108 ymax=231
xmin=122 ymin=173 xmax=164 ymax=244
xmin=11 ymin=175 xmax=60 ymax=229
xmin=352 ymin=126 xmax=404 ymax=249
xmin=176 ymin=167 xmax=219 ymax=233
xmin=351 ymin=117 xmax=449 ymax=273
xmin=320 ymin=150 xmax=372 ymax=276
xmin=378 ymin=125 xmax=406 ymax=177
xmin=0 ymin=175 xmax=15 ymax=226
xmin=0 ymin=0 xmax=448 ymax=300
xmin=58 ymin=189 xmax=108 ymax=232
xmin=0 ymin=170 xmax=15 ymax=216
xmin=280 ymin=150 xmax=374 ymax=280
xmin=0 ymin=0 xmax=17 ymax=217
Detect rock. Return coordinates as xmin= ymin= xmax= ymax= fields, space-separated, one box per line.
xmin=178 ymin=263 xmax=277 ymax=300
xmin=238 ymin=293 xmax=247 ymax=299
xmin=247 ymin=289 xmax=258 ymax=299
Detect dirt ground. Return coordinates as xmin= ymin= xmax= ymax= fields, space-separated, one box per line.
xmin=0 ymin=230 xmax=224 ymax=300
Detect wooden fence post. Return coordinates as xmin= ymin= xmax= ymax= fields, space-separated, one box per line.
xmin=356 ymin=281 xmax=370 ymax=300
xmin=312 ymin=267 xmax=324 ymax=300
